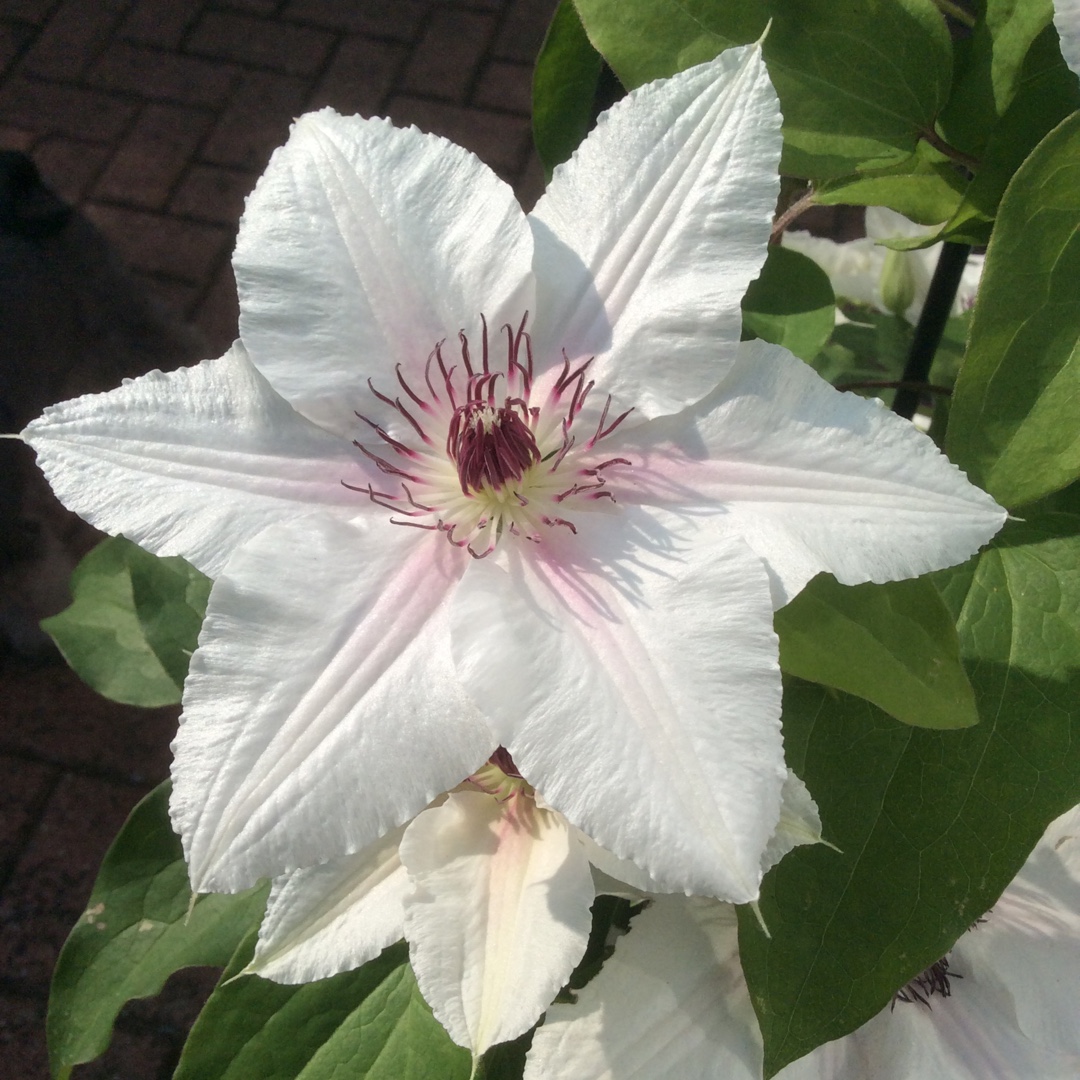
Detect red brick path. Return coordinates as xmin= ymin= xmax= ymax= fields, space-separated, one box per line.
xmin=0 ymin=2 xmax=554 ymax=1076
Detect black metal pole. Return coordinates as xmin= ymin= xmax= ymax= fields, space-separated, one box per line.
xmin=891 ymin=241 xmax=972 ymax=420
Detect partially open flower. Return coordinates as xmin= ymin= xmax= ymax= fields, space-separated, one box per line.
xmin=244 ymin=752 xmax=826 ymax=1063
xmin=524 ymin=804 xmax=1080 ymax=1079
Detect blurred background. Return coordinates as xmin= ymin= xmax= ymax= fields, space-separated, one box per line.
xmin=0 ymin=1 xmax=554 ymax=1075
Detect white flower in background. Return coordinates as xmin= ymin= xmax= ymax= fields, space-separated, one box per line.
xmin=24 ymin=45 xmax=1003 ymax=914
xmin=1055 ymin=0 xmax=1080 ymax=75
xmin=246 ymin=753 xmax=827 ymax=1061
xmin=783 ymin=207 xmax=984 ymax=324
xmin=525 ymin=804 xmax=1080 ymax=1080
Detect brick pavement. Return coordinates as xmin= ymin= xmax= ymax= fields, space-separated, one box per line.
xmin=0 ymin=2 xmax=555 ymax=1076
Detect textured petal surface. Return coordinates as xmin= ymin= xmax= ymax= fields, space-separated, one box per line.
xmin=760 ymin=770 xmax=828 ymax=874
xmin=529 ymin=44 xmax=780 ymax=417
xmin=236 ymin=108 xmax=534 ymax=435
xmin=451 ymin=513 xmax=785 ymax=902
xmin=524 ymin=897 xmax=762 ymax=1080
xmin=958 ymin=804 xmax=1080 ymax=1057
xmin=172 ymin=516 xmax=493 ymax=892
xmin=1054 ymin=0 xmax=1080 ymax=76
xmin=23 ymin=344 xmax=364 ymax=577
xmin=400 ymin=791 xmax=593 ymax=1057
xmin=619 ymin=339 xmax=1006 ymax=607
xmin=801 ymin=974 xmax=1080 ymax=1080
xmin=248 ymin=823 xmax=408 ymax=984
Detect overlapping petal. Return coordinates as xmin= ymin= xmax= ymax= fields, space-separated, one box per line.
xmin=524 ymin=897 xmax=762 ymax=1080
xmin=526 ymin=806 xmax=1080 ymax=1080
xmin=173 ymin=515 xmax=492 ymax=893
xmin=400 ymin=791 xmax=594 ymax=1057
xmin=247 ymin=822 xmax=409 ymax=984
xmin=619 ymin=339 xmax=1006 ymax=606
xmin=22 ymin=343 xmax=363 ymax=577
xmin=451 ymin=514 xmax=785 ymax=902
xmin=236 ymin=109 xmax=535 ymax=435
xmin=956 ymin=805 xmax=1080 ymax=1057
xmin=529 ymin=43 xmax=781 ymax=418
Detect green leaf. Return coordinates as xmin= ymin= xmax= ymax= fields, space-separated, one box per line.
xmin=764 ymin=0 xmax=954 ymax=179
xmin=570 ymin=0 xmax=766 ymax=89
xmin=935 ymin=512 xmax=1080 ymax=676
xmin=740 ymin=512 xmax=1080 ymax=1077
xmin=741 ymin=246 xmax=836 ymax=361
xmin=813 ymin=144 xmax=967 ymax=226
xmin=41 ymin=535 xmax=211 ymax=707
xmin=947 ymin=110 xmax=1080 ymax=507
xmin=776 ymin=575 xmax=978 ymax=729
xmin=532 ymin=0 xmax=605 ymax=177
xmin=938 ymin=0 xmax=1055 ymax=157
xmin=572 ymin=0 xmax=953 ymax=181
xmin=810 ymin=308 xmax=914 ymax=405
xmin=939 ymin=23 xmax=1080 ymax=245
xmin=47 ymin=784 xmax=267 ymax=1077
xmin=174 ymin=935 xmax=470 ymax=1080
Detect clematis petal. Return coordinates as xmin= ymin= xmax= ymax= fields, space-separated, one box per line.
xmin=814 ymin=972 xmax=1080 ymax=1080
xmin=172 ymin=515 xmax=493 ymax=893
xmin=529 ymin=44 xmax=780 ymax=418
xmin=400 ymin=791 xmax=594 ymax=1058
xmin=761 ymin=770 xmax=830 ymax=874
xmin=579 ymin=833 xmax=661 ymax=897
xmin=621 ymin=339 xmax=1006 ymax=607
xmin=247 ymin=823 xmax=409 ymax=984
xmin=1054 ymin=0 xmax=1080 ymax=76
xmin=22 ymin=343 xmax=364 ymax=577
xmin=523 ymin=896 xmax=762 ymax=1080
xmin=956 ymin=805 xmax=1080 ymax=1056
xmin=451 ymin=513 xmax=786 ymax=902
xmin=235 ymin=108 xmax=535 ymax=435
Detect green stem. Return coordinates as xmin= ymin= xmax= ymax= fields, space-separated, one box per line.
xmin=920 ymin=127 xmax=980 ymax=172
xmin=931 ymin=0 xmax=976 ymax=27
xmin=770 ymin=186 xmax=817 ymax=242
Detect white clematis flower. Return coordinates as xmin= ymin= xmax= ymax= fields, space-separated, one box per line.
xmin=525 ymin=804 xmax=1080 ymax=1080
xmin=245 ymin=754 xmax=825 ymax=1061
xmin=24 ymin=44 xmax=1004 ymax=907
xmin=783 ymin=207 xmax=984 ymax=324
xmin=1056 ymin=0 xmax=1080 ymax=76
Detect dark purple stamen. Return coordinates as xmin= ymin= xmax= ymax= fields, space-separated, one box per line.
xmin=491 ymin=746 xmax=522 ymax=777
xmin=448 ymin=395 xmax=541 ymax=495
xmin=893 ymin=957 xmax=959 ymax=1009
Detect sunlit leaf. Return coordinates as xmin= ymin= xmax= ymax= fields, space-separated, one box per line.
xmin=571 ymin=0 xmax=765 ymax=88
xmin=948 ymin=110 xmax=1080 ymax=506
xmin=741 ymin=246 xmax=835 ymax=362
xmin=41 ymin=535 xmax=210 ymax=707
xmin=813 ymin=142 xmax=967 ymax=226
xmin=765 ymin=0 xmax=953 ymax=179
xmin=47 ymin=784 xmax=267 ymax=1077
xmin=741 ymin=512 xmax=1080 ymax=1076
xmin=173 ymin=936 xmax=470 ymax=1080
xmin=776 ymin=575 xmax=978 ymax=729
xmin=939 ymin=0 xmax=1055 ymax=156
xmin=940 ymin=24 xmax=1080 ymax=245
xmin=532 ymin=0 xmax=605 ymax=177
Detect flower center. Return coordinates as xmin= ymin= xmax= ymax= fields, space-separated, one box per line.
xmin=448 ymin=400 xmax=540 ymax=495
xmin=347 ymin=315 xmax=632 ymax=558
xmin=468 ymin=747 xmax=530 ymax=802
